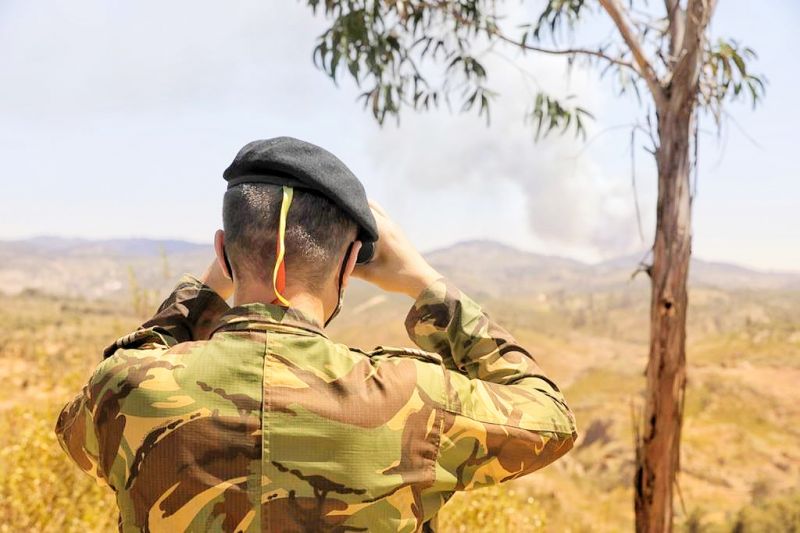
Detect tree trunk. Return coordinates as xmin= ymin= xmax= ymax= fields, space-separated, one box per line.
xmin=634 ymin=103 xmax=694 ymax=532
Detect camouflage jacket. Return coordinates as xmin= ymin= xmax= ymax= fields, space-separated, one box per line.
xmin=55 ymin=274 xmax=577 ymax=532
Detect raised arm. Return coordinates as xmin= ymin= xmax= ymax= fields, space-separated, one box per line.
xmin=407 ymin=279 xmax=576 ymax=491
xmin=354 ymin=202 xmax=576 ymax=493
xmin=102 ymin=260 xmax=231 ymax=358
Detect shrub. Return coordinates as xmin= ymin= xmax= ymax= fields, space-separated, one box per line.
xmin=0 ymin=406 xmax=117 ymax=532
xmin=730 ymin=490 xmax=800 ymax=533
xmin=437 ymin=484 xmax=547 ymax=532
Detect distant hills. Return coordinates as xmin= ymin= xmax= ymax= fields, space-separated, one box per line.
xmin=0 ymin=237 xmax=209 ymax=299
xmin=426 ymin=240 xmax=800 ymax=296
xmin=0 ymin=237 xmax=797 ymax=299
xmin=0 ymin=237 xmax=209 ymax=257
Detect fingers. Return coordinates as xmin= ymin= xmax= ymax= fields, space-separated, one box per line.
xmin=368 ymin=199 xmax=388 ymax=218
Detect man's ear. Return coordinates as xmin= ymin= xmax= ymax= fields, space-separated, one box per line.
xmin=341 ymin=240 xmax=362 ymax=289
xmin=214 ymin=229 xmax=233 ymax=280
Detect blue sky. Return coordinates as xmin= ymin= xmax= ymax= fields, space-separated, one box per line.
xmin=0 ymin=0 xmax=797 ymax=271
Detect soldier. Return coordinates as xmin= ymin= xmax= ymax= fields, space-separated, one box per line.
xmin=55 ymin=137 xmax=577 ymax=532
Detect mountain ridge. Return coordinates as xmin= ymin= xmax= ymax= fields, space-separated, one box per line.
xmin=1 ymin=236 xmax=797 ymax=298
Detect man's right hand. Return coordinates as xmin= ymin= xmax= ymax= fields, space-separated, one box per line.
xmin=352 ymin=201 xmax=443 ymax=299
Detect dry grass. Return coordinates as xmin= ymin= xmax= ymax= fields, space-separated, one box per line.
xmin=1 ymin=286 xmax=799 ymax=531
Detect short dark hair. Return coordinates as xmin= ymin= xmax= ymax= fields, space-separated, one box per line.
xmin=223 ymin=183 xmax=357 ymax=290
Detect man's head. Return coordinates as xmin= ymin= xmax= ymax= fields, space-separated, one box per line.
xmin=213 ymin=137 xmax=378 ymax=322
xmin=218 ymin=183 xmax=357 ymax=292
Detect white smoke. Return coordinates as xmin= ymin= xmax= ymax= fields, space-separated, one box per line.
xmin=366 ymin=44 xmax=656 ymax=260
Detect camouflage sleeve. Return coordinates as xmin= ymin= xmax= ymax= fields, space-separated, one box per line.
xmin=102 ymin=273 xmax=230 ymax=358
xmin=406 ymin=278 xmax=577 ymax=491
xmin=54 ymin=382 xmax=109 ymax=487
xmin=56 ymin=274 xmax=229 ymax=481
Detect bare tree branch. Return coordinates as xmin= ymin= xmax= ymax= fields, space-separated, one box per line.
xmin=670 ymin=0 xmax=718 ymax=109
xmin=664 ymin=0 xmax=685 ymax=63
xmin=430 ymin=1 xmax=642 ymax=78
xmin=490 ymin=30 xmax=641 ymax=76
xmin=598 ymin=0 xmax=666 ymax=109
xmin=631 ymin=128 xmax=646 ymax=243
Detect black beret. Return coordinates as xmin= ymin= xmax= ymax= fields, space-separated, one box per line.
xmin=223 ymin=137 xmax=378 ymax=263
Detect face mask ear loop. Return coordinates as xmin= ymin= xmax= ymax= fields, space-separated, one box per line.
xmin=324 ymin=241 xmax=355 ymax=327
xmin=271 ymin=186 xmax=294 ymax=307
xmin=222 ymin=246 xmax=233 ymax=281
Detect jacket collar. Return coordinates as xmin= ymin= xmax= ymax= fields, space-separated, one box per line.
xmin=210 ymin=302 xmax=327 ymax=339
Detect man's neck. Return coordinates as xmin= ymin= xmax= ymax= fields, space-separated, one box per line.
xmin=233 ymin=283 xmax=327 ymax=327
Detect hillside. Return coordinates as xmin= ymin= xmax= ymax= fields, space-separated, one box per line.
xmin=0 ymin=237 xmax=209 ymax=299
xmin=1 ymin=237 xmax=799 ymax=530
xmin=1 ymin=237 xmax=798 ymax=300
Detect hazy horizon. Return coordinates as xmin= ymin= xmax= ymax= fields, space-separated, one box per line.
xmin=4 ymin=233 xmax=799 ymax=276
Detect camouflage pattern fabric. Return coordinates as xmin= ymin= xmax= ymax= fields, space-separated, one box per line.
xmin=55 ymin=274 xmax=577 ymax=532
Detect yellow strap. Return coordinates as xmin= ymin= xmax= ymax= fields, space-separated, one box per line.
xmin=272 ymin=186 xmax=293 ymax=306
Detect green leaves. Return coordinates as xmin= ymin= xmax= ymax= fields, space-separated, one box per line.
xmin=308 ymin=0 xmax=497 ymax=125
xmin=526 ymin=0 xmax=587 ymax=41
xmin=700 ymin=38 xmax=766 ymax=123
xmin=305 ymin=0 xmax=762 ymax=142
xmin=527 ymin=93 xmax=593 ymax=140
xmin=461 ymin=86 xmax=494 ymax=124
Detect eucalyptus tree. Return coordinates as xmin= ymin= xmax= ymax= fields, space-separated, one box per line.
xmin=304 ymin=0 xmax=763 ymax=529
